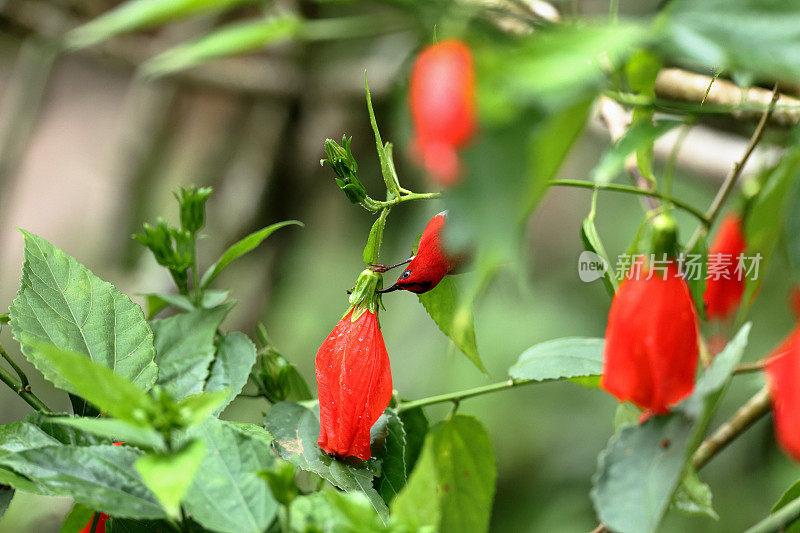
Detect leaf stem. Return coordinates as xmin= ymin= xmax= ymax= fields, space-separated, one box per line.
xmin=548 ymin=179 xmax=709 ymax=224
xmin=369 ymin=191 xmax=442 ymax=210
xmin=191 ymin=233 xmax=201 ymax=306
xmin=0 ymin=343 xmax=28 ymax=390
xmin=0 ymin=345 xmax=50 ymax=413
xmin=397 ymin=379 xmax=538 ymax=412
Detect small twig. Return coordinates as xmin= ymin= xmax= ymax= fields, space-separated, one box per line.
xmin=733 ymin=359 xmax=768 ymax=375
xmin=398 ymin=379 xmax=527 ymax=412
xmin=0 ymin=344 xmax=28 ymax=390
xmin=745 ymin=492 xmax=800 ymax=533
xmin=691 ymin=386 xmax=771 ymax=471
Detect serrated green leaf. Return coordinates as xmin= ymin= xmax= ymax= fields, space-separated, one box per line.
xmin=398 ymin=407 xmax=428 ymax=477
xmin=509 ymin=337 xmax=604 ymax=382
xmin=391 ymin=415 xmax=496 ymax=533
xmin=200 ymin=221 xmax=302 ymax=289
xmin=291 ymin=489 xmax=389 ymax=533
xmin=264 ymin=402 xmax=389 ymax=523
xmin=182 ymin=418 xmax=278 ymax=533
xmin=10 ymin=230 xmax=157 ymax=392
xmin=67 ymin=0 xmax=258 ymax=50
xmin=136 ymin=439 xmax=206 ymax=517
xmin=672 ymin=467 xmax=718 ymax=520
xmin=377 ymin=410 xmax=406 ymax=504
xmin=418 ymin=277 xmax=485 ymax=374
xmin=0 ymin=445 xmax=165 ymax=519
xmin=60 ymin=503 xmax=95 ymax=533
xmin=581 ymin=217 xmax=618 ymax=296
xmin=48 ymin=417 xmax=165 ymax=450
xmin=205 ymin=332 xmax=257 ymax=414
xmin=152 ymin=303 xmax=233 ymax=399
xmin=592 ymin=120 xmax=681 ymax=185
xmin=177 ymin=391 xmax=228 ymax=427
xmin=142 ymin=15 xmax=303 ymax=78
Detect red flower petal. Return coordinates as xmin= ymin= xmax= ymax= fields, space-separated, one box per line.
xmin=601 ymin=259 xmax=700 ymax=414
xmin=704 ymin=214 xmax=747 ymax=320
xmin=315 ymin=309 xmax=392 ymax=460
xmin=766 ymin=325 xmax=800 ymax=461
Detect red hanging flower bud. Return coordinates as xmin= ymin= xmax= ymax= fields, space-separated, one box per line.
xmin=766 ymin=325 xmax=800 ymax=461
xmin=379 ymin=211 xmax=467 ymax=294
xmin=79 ymin=513 xmax=109 ymax=533
xmin=409 ymin=40 xmax=476 ymax=186
xmin=704 ymin=214 xmax=747 ymax=320
xmin=316 ymin=270 xmax=392 ymax=460
xmin=601 ymin=256 xmax=700 ymax=414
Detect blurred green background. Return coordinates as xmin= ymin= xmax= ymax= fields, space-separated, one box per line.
xmin=0 ymin=0 xmax=798 ymax=531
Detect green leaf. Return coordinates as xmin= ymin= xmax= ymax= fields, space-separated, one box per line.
xmin=67 ymin=0 xmax=258 ymax=49
xmin=10 ymin=230 xmax=157 ymax=392
xmin=60 ymin=503 xmax=95 ymax=533
xmin=107 ymin=518 xmax=180 ymax=532
xmin=0 ymin=467 xmax=45 ymax=495
xmin=136 ymin=439 xmax=206 ymax=518
xmin=21 ymin=343 xmax=157 ymax=424
xmin=152 ymin=303 xmax=233 ymax=399
xmin=785 ymin=176 xmax=800 ymax=286
xmin=662 ymin=0 xmax=800 ymax=83
xmin=177 ymin=391 xmax=228 ymax=427
xmin=200 ymin=221 xmax=302 ymax=289
xmin=685 ymin=236 xmax=709 ymax=321
xmin=0 ymin=484 xmax=12 ymax=520
xmin=205 ymin=332 xmax=257 ymax=414
xmin=0 ymin=445 xmax=165 ymax=519
xmin=591 ymin=412 xmax=695 ymax=533
xmin=48 ymin=417 xmax=165 ymax=450
xmin=365 ymin=77 xmax=401 ymax=197
xmin=142 ymin=15 xmax=303 ymax=78
xmin=613 ymin=402 xmax=642 ymax=431
xmin=418 ymin=277 xmax=485 ymax=374
xmin=581 ymin=216 xmax=618 ymax=297
xmin=291 ymin=489 xmax=389 ymax=533
xmin=592 ymin=120 xmax=681 ymax=185
xmin=398 ymin=407 xmax=428 ymax=476
xmin=672 ymin=467 xmax=718 ymax=520
xmin=392 ymin=415 xmax=496 ymax=533
xmin=771 ymin=480 xmax=800 ymax=531
xmin=182 ymin=418 xmax=278 ymax=533
xmin=364 ymin=209 xmax=390 ymax=265
xmin=508 ymin=337 xmax=604 ymax=382
xmin=377 ymin=410 xmax=407 ymax=504
xmin=264 ymin=402 xmax=389 ymax=523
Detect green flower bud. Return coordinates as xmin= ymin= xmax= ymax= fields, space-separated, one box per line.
xmin=175 ymin=186 xmax=212 ymax=234
xmin=133 ymin=219 xmax=174 ymax=267
xmin=321 ymin=136 xmax=368 ymax=204
xmin=651 ymin=214 xmax=679 ymax=258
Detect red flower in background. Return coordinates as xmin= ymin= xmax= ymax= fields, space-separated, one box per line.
xmin=409 ymin=40 xmax=476 ymax=186
xmin=601 ymin=258 xmax=700 ymax=414
xmin=704 ymin=214 xmax=747 ymax=320
xmin=79 ymin=513 xmax=108 ymax=533
xmin=766 ymin=326 xmax=800 ymax=461
xmin=316 ymin=307 xmax=392 ymax=460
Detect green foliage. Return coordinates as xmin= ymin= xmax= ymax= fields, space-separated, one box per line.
xmin=250 ymin=326 xmax=312 ymax=403
xmin=0 ymin=485 xmax=12 ymax=521
xmin=60 ymin=504 xmax=95 ymax=533
xmin=135 ymin=439 xmax=206 ymax=517
xmin=591 ymin=120 xmax=681 ymax=185
xmin=205 ymin=332 xmax=258 ymax=414
xmin=392 ymin=415 xmax=497 ymax=533
xmin=324 ymin=135 xmax=370 ymax=206
xmin=10 ymin=231 xmax=158 ymax=392
xmin=418 ymin=277 xmax=484 ymax=374
xmin=509 ymin=337 xmax=604 ymax=382
xmin=376 ymin=410 xmax=407 ymax=504
xmin=672 ymin=467 xmax=718 ymax=521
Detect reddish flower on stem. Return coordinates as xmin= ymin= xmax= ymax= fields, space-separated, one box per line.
xmin=766 ymin=325 xmax=800 ymax=461
xmin=79 ymin=513 xmax=109 ymax=533
xmin=601 ymin=258 xmax=700 ymax=414
xmin=379 ymin=211 xmax=466 ymax=294
xmin=409 ymin=40 xmax=476 ymax=186
xmin=316 ymin=271 xmax=392 ymax=460
xmin=704 ymin=214 xmax=747 ymax=320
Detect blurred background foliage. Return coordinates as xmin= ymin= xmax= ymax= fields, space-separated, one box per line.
xmin=0 ymin=0 xmax=799 ymax=531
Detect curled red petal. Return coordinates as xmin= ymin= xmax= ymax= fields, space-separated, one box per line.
xmin=766 ymin=325 xmax=800 ymax=461
xmin=601 ymin=260 xmax=699 ymax=414
xmin=315 ymin=309 xmax=392 ymax=460
xmin=704 ymin=214 xmax=747 ymax=320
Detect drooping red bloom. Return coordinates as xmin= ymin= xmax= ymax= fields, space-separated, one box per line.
xmin=409 ymin=40 xmax=476 ymax=186
xmin=316 ymin=308 xmax=392 ymax=460
xmin=79 ymin=513 xmax=109 ymax=533
xmin=380 ymin=211 xmax=466 ymax=294
xmin=766 ymin=325 xmax=800 ymax=461
xmin=704 ymin=214 xmax=747 ymax=320
xmin=601 ymin=259 xmax=700 ymax=414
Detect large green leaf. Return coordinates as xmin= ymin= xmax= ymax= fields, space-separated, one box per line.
xmin=151 ymin=303 xmax=233 ymax=399
xmin=398 ymin=407 xmax=428 ymax=476
xmin=264 ymin=402 xmax=389 ymax=523
xmin=377 ymin=410 xmax=407 ymax=504
xmin=662 ymin=0 xmax=800 ymax=83
xmin=0 ymin=484 xmax=12 ymax=519
xmin=136 ymin=440 xmax=206 ymax=518
xmin=142 ymin=16 xmax=303 ymax=78
xmin=200 ymin=221 xmax=302 ymax=289
xmin=10 ymin=231 xmax=157 ymax=392
xmin=509 ymin=337 xmax=604 ymax=382
xmin=291 ymin=489 xmax=388 ymax=532
xmin=48 ymin=417 xmax=165 ymax=450
xmin=0 ymin=445 xmax=165 ymax=519
xmin=418 ymin=277 xmax=485 ymax=374
xmin=67 ymin=0 xmax=258 ymax=49
xmin=182 ymin=418 xmax=278 ymax=533
xmin=205 ymin=332 xmax=257 ymax=414
xmin=60 ymin=503 xmax=95 ymax=533
xmin=20 ymin=343 xmax=157 ymax=424
xmin=391 ymin=415 xmax=496 ymax=533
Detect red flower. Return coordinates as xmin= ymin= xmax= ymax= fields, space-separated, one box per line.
xmin=601 ymin=259 xmax=700 ymax=414
xmin=79 ymin=513 xmax=109 ymax=533
xmin=409 ymin=40 xmax=476 ymax=186
xmin=316 ymin=307 xmax=392 ymax=460
xmin=766 ymin=326 xmax=800 ymax=461
xmin=704 ymin=214 xmax=747 ymax=320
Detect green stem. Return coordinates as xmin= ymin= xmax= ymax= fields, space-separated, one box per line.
xmin=744 ymin=494 xmax=800 ymax=533
xmin=0 ymin=344 xmax=28 ymax=389
xmin=191 ymin=233 xmax=201 ymax=306
xmin=279 ymin=504 xmax=291 ymax=533
xmin=369 ymin=191 xmax=442 ymax=210
xmin=548 ymin=179 xmax=709 ymax=224
xmin=89 ymin=512 xmax=100 ymax=533
xmin=397 ymin=379 xmax=536 ymax=412
xmin=0 ymin=350 xmax=50 ymax=413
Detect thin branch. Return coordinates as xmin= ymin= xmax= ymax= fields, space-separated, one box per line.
xmin=397 ymin=379 xmax=533 ymax=412
xmin=0 ymin=344 xmax=28 ymax=389
xmin=744 ymin=492 xmax=800 ymax=533
xmin=733 ymin=359 xmax=768 ymax=375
